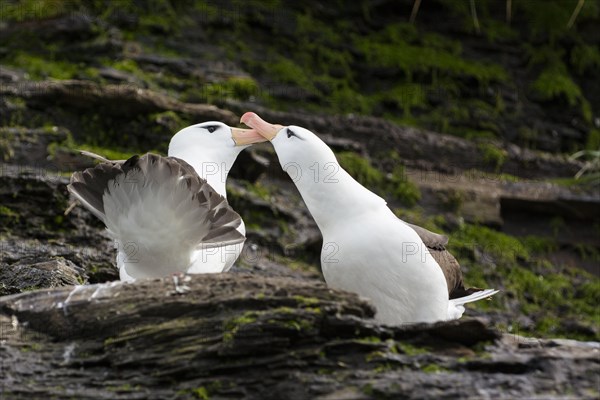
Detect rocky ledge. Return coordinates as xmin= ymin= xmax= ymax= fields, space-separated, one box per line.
xmin=1 ymin=274 xmax=598 ymax=400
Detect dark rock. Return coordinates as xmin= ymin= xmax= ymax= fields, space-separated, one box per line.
xmin=0 ymin=165 xmax=118 ymax=283
xmin=0 ymin=126 xmax=69 ymax=168
xmin=0 ymin=66 xmax=24 ymax=82
xmin=0 ymin=275 xmax=597 ymax=399
xmin=227 ymin=101 xmax=583 ymax=179
xmin=97 ymin=67 xmax=146 ymax=85
xmin=0 ymin=257 xmax=87 ymax=295
xmin=2 ymin=14 xmax=98 ymax=42
xmin=0 ymin=80 xmax=238 ymax=125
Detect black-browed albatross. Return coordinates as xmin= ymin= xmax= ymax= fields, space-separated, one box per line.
xmin=68 ymin=121 xmax=266 ymax=281
xmin=241 ymin=112 xmax=497 ymax=324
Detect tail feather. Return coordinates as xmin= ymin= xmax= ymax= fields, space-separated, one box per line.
xmin=450 ymin=288 xmax=499 ymax=307
xmin=447 ymin=289 xmax=499 ymax=320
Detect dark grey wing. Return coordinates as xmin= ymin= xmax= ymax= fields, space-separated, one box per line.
xmin=406 ymin=223 xmax=482 ymax=299
xmin=406 ymin=223 xmax=448 ymax=250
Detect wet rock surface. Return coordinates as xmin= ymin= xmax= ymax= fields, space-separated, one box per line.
xmin=1 ymin=274 xmax=598 ymax=400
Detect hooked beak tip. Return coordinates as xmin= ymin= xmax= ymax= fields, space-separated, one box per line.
xmin=240 ymin=112 xmax=257 ymax=127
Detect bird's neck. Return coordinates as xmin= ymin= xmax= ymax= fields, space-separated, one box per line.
xmin=293 ymin=164 xmax=387 ymax=234
xmin=168 ymin=147 xmax=235 ymax=199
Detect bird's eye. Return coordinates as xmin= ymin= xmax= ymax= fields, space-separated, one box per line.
xmin=206 ymin=125 xmax=219 ymax=133
xmin=287 ymin=128 xmax=297 ymax=139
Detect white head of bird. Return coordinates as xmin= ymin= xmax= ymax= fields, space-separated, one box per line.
xmin=168 ymin=121 xmax=266 ymax=197
xmin=240 ymin=112 xmax=385 ymax=233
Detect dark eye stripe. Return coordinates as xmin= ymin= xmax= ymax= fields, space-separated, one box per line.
xmin=287 ymin=128 xmax=303 ymax=139
xmin=205 ymin=125 xmax=219 ymax=133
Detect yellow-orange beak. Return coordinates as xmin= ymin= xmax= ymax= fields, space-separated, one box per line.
xmin=240 ymin=112 xmax=283 ymax=141
xmin=231 ymin=127 xmax=268 ymax=146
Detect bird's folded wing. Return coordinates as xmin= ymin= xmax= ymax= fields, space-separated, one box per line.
xmin=406 ymin=223 xmax=449 ymax=250
xmin=406 ymin=222 xmax=486 ymax=299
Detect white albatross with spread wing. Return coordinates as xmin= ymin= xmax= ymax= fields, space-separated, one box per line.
xmin=241 ymin=112 xmax=498 ymax=324
xmin=68 ymin=121 xmax=266 ymax=281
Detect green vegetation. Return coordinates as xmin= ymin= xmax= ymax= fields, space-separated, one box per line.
xmin=396 ymin=342 xmax=428 ymax=356
xmin=223 ymin=311 xmax=258 ymax=342
xmin=182 ymin=76 xmax=260 ymax=104
xmin=223 ymin=301 xmax=322 ymax=342
xmin=421 ymin=363 xmax=449 ymax=373
xmin=355 ymin=24 xmax=507 ymax=84
xmin=531 ymin=64 xmax=592 ymax=122
xmin=191 ymin=386 xmax=209 ymax=400
xmin=336 ymin=152 xmax=421 ymax=207
xmin=448 ymin=222 xmax=598 ymax=339
xmin=1 ymin=0 xmax=596 ymax=151
xmin=0 ymin=205 xmax=20 ymax=220
xmin=7 ymin=52 xmax=81 ymax=80
xmin=586 ymin=129 xmax=600 ymax=150
xmin=478 ymin=142 xmax=507 ymax=172
xmin=570 ymin=149 xmax=600 ymax=182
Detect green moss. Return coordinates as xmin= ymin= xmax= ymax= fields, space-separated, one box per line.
xmin=586 ymin=129 xmax=600 ymax=151
xmin=6 ymin=52 xmax=81 ymax=80
xmin=240 ymin=181 xmax=273 ymax=201
xmin=225 ymin=76 xmax=260 ymax=100
xmin=0 ymin=0 xmax=70 ymax=21
xmin=223 ymin=311 xmax=258 ymax=341
xmin=362 ymin=383 xmax=374 ymax=395
xmin=421 ymin=363 xmax=448 ymax=373
xmin=439 ymin=189 xmax=464 ymax=213
xmin=571 ymin=44 xmax=600 ymax=75
xmin=106 ymin=384 xmax=138 ymax=392
xmin=446 ymin=220 xmax=600 ymax=339
xmin=518 ymin=127 xmax=540 ymax=149
xmin=223 ymin=305 xmax=322 ymax=342
xmin=521 ymin=236 xmax=559 ymax=254
xmin=478 ymin=142 xmax=507 ymax=172
xmin=0 ymin=130 xmax=15 ymax=160
xmin=182 ymin=76 xmax=260 ymax=104
xmin=337 ymin=152 xmax=384 ymax=189
xmin=389 ymin=165 xmax=421 ymax=207
xmin=531 ymin=64 xmax=592 ymax=122
xmin=355 ymin=23 xmax=508 ymax=84
xmin=191 ymin=387 xmax=209 ymax=400
xmin=336 ymin=152 xmax=420 ymax=207
xmin=356 ymin=336 xmax=382 ymax=344
xmin=397 ymin=342 xmax=428 ymax=356
xmin=292 ymin=295 xmax=320 ymax=307
xmin=0 ymin=206 xmax=19 ymax=220
xmin=482 ymin=19 xmax=519 ymax=43
xmin=451 ymin=224 xmax=529 ymax=264
xmin=111 ymin=59 xmax=142 ymax=75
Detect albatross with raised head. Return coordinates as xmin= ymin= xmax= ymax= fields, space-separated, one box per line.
xmin=68 ymin=121 xmax=266 ymax=281
xmin=241 ymin=112 xmax=497 ymax=324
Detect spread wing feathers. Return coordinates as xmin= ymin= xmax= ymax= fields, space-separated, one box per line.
xmin=407 ymin=223 xmax=484 ymax=299
xmin=68 ymin=157 xmax=133 ymax=221
xmin=67 ymin=153 xmax=244 ymax=249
